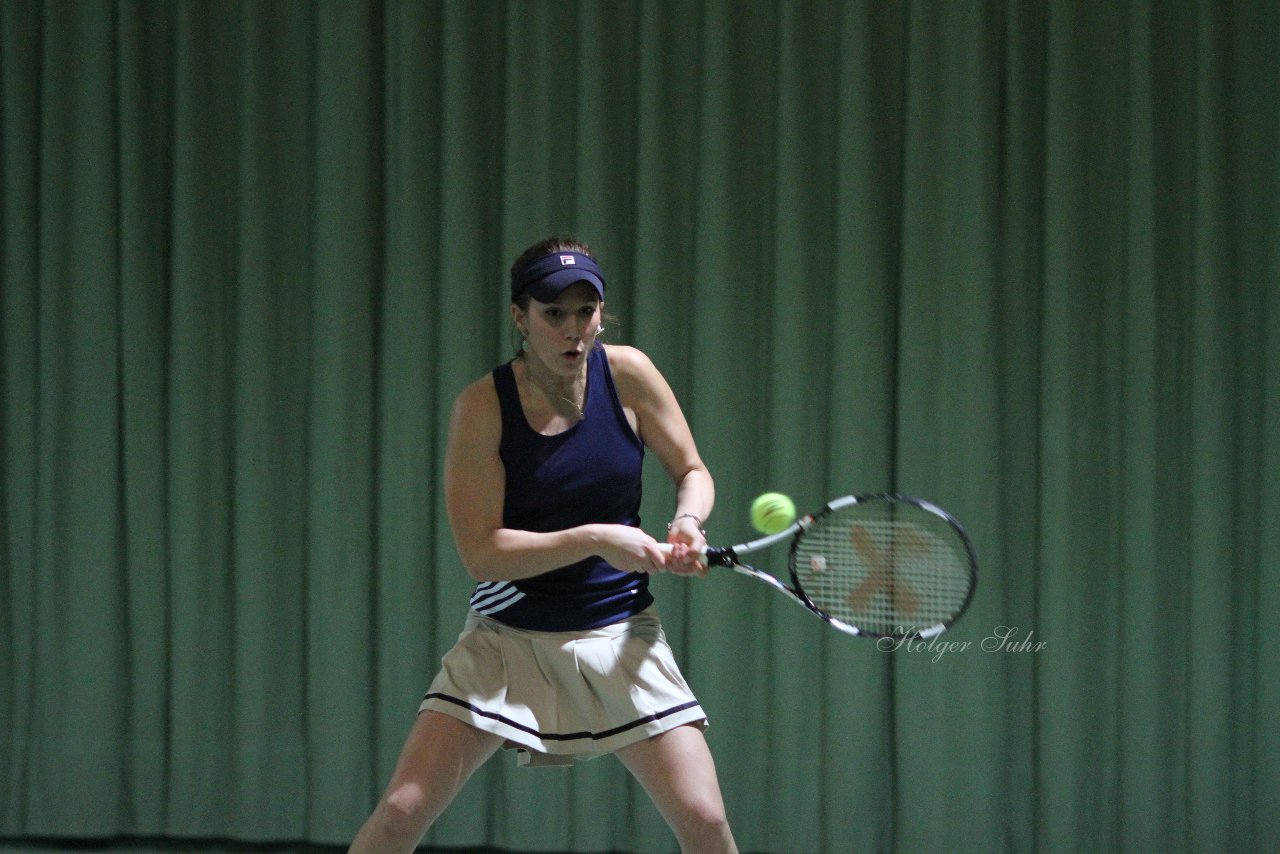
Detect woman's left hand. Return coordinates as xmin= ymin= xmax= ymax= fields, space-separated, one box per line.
xmin=664 ymin=516 xmax=709 ymax=577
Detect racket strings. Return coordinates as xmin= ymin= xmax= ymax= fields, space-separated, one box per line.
xmin=792 ymin=505 xmax=973 ymax=635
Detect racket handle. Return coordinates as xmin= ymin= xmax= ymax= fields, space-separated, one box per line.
xmin=656 ymin=542 xmax=708 ymax=563
xmin=656 ymin=543 xmax=734 ymax=567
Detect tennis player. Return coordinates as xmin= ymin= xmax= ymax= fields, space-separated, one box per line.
xmin=349 ymin=237 xmax=738 ymax=853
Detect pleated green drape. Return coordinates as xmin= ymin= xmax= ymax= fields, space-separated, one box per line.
xmin=2 ymin=1 xmax=1277 ymax=852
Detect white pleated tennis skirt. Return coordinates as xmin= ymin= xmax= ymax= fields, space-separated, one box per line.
xmin=420 ymin=607 xmax=707 ymax=767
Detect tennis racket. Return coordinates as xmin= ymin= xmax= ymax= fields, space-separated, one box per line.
xmin=662 ymin=494 xmax=977 ymax=639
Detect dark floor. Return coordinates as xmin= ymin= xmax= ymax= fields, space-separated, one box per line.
xmin=0 ymin=840 xmax=601 ymax=854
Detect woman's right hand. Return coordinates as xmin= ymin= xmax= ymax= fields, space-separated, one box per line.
xmin=592 ymin=524 xmax=670 ymax=574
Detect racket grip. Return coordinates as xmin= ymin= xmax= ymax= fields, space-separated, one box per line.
xmin=656 ymin=542 xmax=708 ymax=563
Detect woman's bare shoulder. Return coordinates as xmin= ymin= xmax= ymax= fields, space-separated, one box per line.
xmin=449 ymin=372 xmax=502 ymax=433
xmin=602 ymin=343 xmax=658 ymax=379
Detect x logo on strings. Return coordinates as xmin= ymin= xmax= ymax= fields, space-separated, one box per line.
xmin=846 ymin=524 xmax=926 ymax=617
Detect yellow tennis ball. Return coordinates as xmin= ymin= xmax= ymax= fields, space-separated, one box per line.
xmin=750 ymin=492 xmax=796 ymax=534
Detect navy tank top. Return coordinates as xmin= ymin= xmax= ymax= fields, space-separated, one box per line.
xmin=468 ymin=345 xmax=653 ymax=631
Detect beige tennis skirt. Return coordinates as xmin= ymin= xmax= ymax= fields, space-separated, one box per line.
xmin=419 ymin=607 xmax=707 ymax=767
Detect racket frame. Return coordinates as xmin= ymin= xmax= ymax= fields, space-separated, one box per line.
xmin=666 ymin=493 xmax=978 ymax=640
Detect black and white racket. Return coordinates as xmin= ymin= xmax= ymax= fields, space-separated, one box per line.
xmin=663 ymin=494 xmax=977 ymax=639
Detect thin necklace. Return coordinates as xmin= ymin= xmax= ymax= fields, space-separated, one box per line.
xmin=522 ymin=355 xmax=586 ymax=421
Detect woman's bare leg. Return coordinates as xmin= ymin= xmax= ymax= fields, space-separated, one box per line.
xmin=615 ymin=724 xmax=738 ymax=854
xmin=349 ymin=710 xmax=502 ymax=853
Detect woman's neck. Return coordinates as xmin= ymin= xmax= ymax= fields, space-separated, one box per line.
xmin=521 ymin=350 xmax=587 ymax=421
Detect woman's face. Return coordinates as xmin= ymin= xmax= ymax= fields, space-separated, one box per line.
xmin=514 ymin=281 xmax=603 ymax=376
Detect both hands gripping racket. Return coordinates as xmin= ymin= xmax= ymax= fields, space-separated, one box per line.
xmin=662 ymin=494 xmax=977 ymax=640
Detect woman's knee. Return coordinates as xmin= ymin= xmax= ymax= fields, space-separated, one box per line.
xmin=675 ymin=793 xmax=732 ymax=840
xmin=375 ymin=781 xmax=434 ymax=840
xmin=672 ymin=805 xmax=735 ymax=853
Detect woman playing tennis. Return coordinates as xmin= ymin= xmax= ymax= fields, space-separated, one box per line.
xmin=349 ymin=236 xmax=738 ymax=853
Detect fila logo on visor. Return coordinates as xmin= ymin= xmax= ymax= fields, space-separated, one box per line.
xmin=560 ymin=255 xmax=576 ymax=265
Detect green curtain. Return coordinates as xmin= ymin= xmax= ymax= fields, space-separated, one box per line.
xmin=2 ymin=1 xmax=1277 ymax=852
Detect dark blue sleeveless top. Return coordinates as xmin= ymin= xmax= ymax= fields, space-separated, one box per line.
xmin=468 ymin=346 xmax=653 ymax=631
